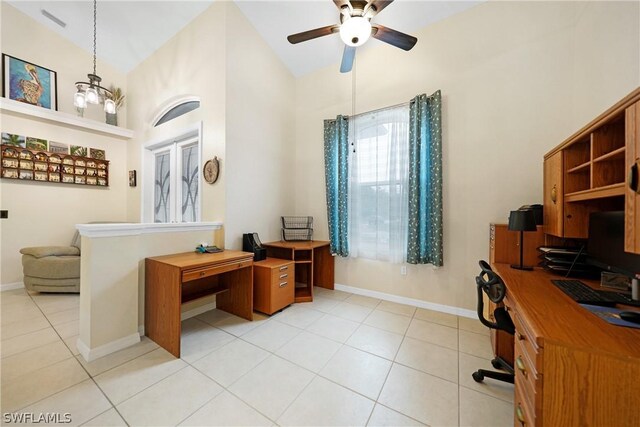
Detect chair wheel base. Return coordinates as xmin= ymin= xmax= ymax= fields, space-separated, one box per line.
xmin=472 ymin=371 xmax=484 ymax=383
xmin=491 ymin=358 xmax=502 ymax=369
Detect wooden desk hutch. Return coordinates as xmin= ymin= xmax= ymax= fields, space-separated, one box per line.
xmin=489 ymin=88 xmax=640 ymax=426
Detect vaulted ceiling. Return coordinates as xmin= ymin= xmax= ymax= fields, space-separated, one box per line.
xmin=7 ymin=0 xmax=480 ymax=77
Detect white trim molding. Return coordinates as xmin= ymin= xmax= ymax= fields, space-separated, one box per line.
xmin=1 ymin=282 xmax=24 ymax=292
xmin=150 ymin=95 xmax=201 ymax=127
xmin=334 ymin=283 xmax=477 ymax=319
xmin=0 ymin=97 xmax=134 ymax=139
xmin=77 ymin=332 xmax=141 ymax=362
xmin=76 ymin=221 xmax=222 ymax=238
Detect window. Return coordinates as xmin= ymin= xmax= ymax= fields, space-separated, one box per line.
xmin=154 ymin=101 xmax=200 ymax=127
xmin=143 ymin=128 xmax=201 ymax=223
xmin=349 ymin=104 xmax=410 ymax=262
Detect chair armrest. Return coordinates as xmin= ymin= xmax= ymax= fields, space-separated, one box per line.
xmin=20 ymin=246 xmax=80 ymax=258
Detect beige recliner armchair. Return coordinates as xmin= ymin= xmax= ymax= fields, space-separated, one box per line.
xmin=20 ymin=232 xmax=81 ymax=293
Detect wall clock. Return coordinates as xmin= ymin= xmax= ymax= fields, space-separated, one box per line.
xmin=203 ymin=157 xmax=219 ymax=184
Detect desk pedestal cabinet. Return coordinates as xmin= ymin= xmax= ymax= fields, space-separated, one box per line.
xmin=145 ymin=251 xmax=254 ymax=357
xmin=253 ymin=258 xmax=295 ymax=315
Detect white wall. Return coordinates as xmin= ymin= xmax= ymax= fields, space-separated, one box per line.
xmin=294 ymin=1 xmax=640 ymax=310
xmin=0 ymin=4 xmax=129 ymax=285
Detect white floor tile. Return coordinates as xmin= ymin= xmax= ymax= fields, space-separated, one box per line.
xmin=378 ymin=364 xmax=458 ymax=426
xmin=1 ymin=327 xmax=60 ymax=359
xmin=278 ymin=376 xmax=374 ymax=426
xmin=94 ymin=347 xmax=187 ymax=405
xmin=376 ymin=301 xmax=416 ymax=318
xmin=47 ymin=307 xmax=80 ymax=326
xmin=63 ymin=334 xmax=80 ymax=356
xmin=213 ymin=312 xmax=270 ymax=337
xmin=193 ymin=339 xmax=269 ymax=387
xmin=367 ymin=404 xmax=425 ymax=426
xmin=395 ymin=336 xmax=459 ymax=383
xmin=414 ymin=308 xmax=458 ymax=328
xmin=1 ymin=315 xmax=51 ymax=341
xmin=117 ymin=366 xmax=223 ymax=427
xmin=406 ymin=317 xmax=459 ymax=350
xmin=33 ymin=294 xmax=80 ymax=315
xmin=180 ymin=391 xmax=272 ymax=426
xmin=329 ymin=301 xmax=375 ymax=323
xmin=346 ymin=324 xmax=404 ymax=360
xmin=82 ymin=408 xmax=127 ymax=426
xmin=180 ymin=322 xmax=235 ymax=363
xmin=307 ymin=313 xmax=359 ymax=343
xmin=459 ymin=386 xmax=514 ymax=427
xmin=459 ymin=316 xmax=490 ymax=336
xmin=345 ymin=294 xmax=381 ymax=308
xmin=1 ymin=340 xmax=72 ymax=384
xmin=1 ymin=357 xmax=89 ymax=412
xmin=364 ymin=310 xmax=412 ymax=335
xmin=314 ymin=287 xmax=351 ymax=301
xmin=320 ymin=345 xmax=392 ymax=400
xmin=242 ymin=319 xmax=301 ymax=352
xmin=0 ymin=302 xmax=45 ymax=326
xmin=273 ymin=305 xmax=324 ymax=329
xmin=23 ymin=379 xmax=111 ymax=426
xmin=276 ymin=331 xmax=341 ymax=372
xmin=76 ymin=336 xmax=159 ymax=376
xmin=228 ymin=355 xmax=314 ymax=420
xmin=195 ymin=308 xmax=233 ymax=326
xmin=459 ymin=329 xmax=493 ymax=359
xmin=458 ymin=353 xmax=514 ymax=403
xmin=302 ymin=295 xmax=341 ymax=313
xmin=53 ymin=319 xmax=79 ymax=340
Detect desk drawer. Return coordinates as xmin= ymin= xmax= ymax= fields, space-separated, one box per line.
xmin=182 ymin=259 xmax=252 ymax=282
xmin=515 ymin=374 xmax=537 ymax=427
xmin=272 ymin=268 xmax=292 ymax=283
xmin=514 ymin=312 xmax=542 ymax=369
xmin=515 ymin=340 xmax=541 ymax=412
xmin=271 ymin=273 xmax=294 ymax=311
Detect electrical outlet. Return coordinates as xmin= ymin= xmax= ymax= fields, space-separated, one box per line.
xmin=400 ymin=265 xmax=407 ymax=276
xmin=0 ymin=210 xmax=7 ymax=219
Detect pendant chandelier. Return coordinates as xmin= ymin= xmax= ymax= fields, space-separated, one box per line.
xmin=73 ymin=0 xmax=115 ymax=114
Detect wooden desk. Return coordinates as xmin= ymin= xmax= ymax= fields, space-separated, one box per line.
xmin=145 ymin=250 xmax=254 ymax=357
xmin=262 ymin=241 xmax=334 ymax=303
xmin=492 ymin=263 xmax=640 ymax=426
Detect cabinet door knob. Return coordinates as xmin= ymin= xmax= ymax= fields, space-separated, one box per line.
xmin=551 ymin=184 xmax=557 ymax=204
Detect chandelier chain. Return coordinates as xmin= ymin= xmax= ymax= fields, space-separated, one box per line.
xmin=93 ymin=0 xmax=97 ymax=76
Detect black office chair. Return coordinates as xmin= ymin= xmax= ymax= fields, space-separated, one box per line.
xmin=472 ymin=260 xmax=515 ymax=384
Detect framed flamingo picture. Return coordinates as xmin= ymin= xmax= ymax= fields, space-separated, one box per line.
xmin=2 ymin=54 xmax=57 ymax=110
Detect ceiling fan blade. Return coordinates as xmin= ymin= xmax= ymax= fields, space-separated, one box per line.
xmin=340 ymin=46 xmax=356 ymax=73
xmin=364 ymin=0 xmax=393 ymax=18
xmin=372 ymin=25 xmax=417 ymax=51
xmin=287 ymin=25 xmax=339 ymax=44
xmin=333 ymin=0 xmax=352 ymax=14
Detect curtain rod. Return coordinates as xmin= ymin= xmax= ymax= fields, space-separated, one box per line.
xmin=345 ymin=100 xmax=411 ymax=119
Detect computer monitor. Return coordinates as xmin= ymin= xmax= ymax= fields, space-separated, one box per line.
xmin=586 ymin=211 xmax=640 ymax=277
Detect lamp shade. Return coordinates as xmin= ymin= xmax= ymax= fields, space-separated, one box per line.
xmin=508 ymin=210 xmax=537 ymax=232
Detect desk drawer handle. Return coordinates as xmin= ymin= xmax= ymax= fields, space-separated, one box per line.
xmin=516 ymin=356 xmax=527 ymax=377
xmin=516 ymin=404 xmax=526 ymax=424
xmin=279 ymin=274 xmax=288 ymax=279
xmin=279 ymin=282 xmax=288 ymax=288
xmin=517 ymin=332 xmax=525 ymax=341
xmin=199 ymin=271 xmax=206 ymax=277
xmin=279 ymin=266 xmax=289 ymax=271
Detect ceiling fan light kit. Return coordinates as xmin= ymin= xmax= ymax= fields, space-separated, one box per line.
xmin=287 ymin=0 xmax=417 ymax=73
xmin=73 ymin=0 xmax=116 ymax=115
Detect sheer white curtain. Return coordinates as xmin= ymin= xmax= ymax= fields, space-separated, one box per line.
xmin=349 ymin=104 xmax=410 ymax=263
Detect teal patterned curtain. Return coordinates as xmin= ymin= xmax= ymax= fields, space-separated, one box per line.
xmin=407 ymin=91 xmax=443 ymax=266
xmin=323 ymin=115 xmax=350 ymax=257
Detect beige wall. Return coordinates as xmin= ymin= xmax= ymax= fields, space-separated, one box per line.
xmin=0 ymin=4 xmax=129 ymax=285
xmin=126 ymin=1 xmax=295 ymax=247
xmin=294 ymin=1 xmax=640 ymax=310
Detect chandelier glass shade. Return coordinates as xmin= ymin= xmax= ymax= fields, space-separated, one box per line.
xmin=74 ymin=0 xmax=115 ymax=114
xmin=339 ymin=16 xmax=372 ymax=47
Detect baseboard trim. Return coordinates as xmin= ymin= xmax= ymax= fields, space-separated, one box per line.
xmin=1 ymin=282 xmax=24 ymax=292
xmin=77 ymin=332 xmax=141 ymax=362
xmin=181 ymin=301 xmax=217 ymax=321
xmin=334 ymin=283 xmax=476 ymax=319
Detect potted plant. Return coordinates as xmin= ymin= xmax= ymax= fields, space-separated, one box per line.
xmin=105 ymin=86 xmax=125 ymax=126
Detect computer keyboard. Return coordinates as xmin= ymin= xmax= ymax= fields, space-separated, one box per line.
xmin=551 ymin=279 xmax=640 ymax=308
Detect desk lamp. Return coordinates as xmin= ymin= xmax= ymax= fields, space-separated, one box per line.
xmin=508 ymin=210 xmax=537 ymax=270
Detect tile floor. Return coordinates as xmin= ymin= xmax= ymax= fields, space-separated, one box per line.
xmin=1 ymin=286 xmax=514 ymax=426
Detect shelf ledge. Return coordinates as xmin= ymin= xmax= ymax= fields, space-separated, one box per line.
xmin=565 ymin=183 xmax=625 ymax=202
xmin=0 ymin=97 xmax=134 ymax=139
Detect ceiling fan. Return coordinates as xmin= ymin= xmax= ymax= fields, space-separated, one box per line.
xmin=287 ymin=0 xmax=417 ymax=73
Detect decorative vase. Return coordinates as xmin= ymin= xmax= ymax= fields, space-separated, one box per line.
xmin=106 ymin=113 xmax=118 ymax=126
